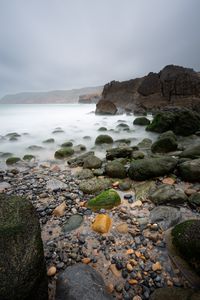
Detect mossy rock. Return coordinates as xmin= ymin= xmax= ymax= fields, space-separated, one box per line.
xmin=178 ymin=158 xmax=200 ymax=182
xmin=61 ymin=141 xmax=73 ymax=147
xmin=106 ymin=147 xmax=133 ymax=160
xmin=98 ymin=127 xmax=107 ymax=131
xmin=116 ymin=123 xmax=129 ymax=129
xmin=42 ymin=138 xmax=55 ymax=143
xmin=0 ymin=194 xmax=48 ymax=300
xmin=75 ymin=169 xmax=94 ymax=180
xmin=0 ymin=152 xmax=13 ymax=158
xmin=146 ymin=110 xmax=200 ymax=136
xmin=6 ymin=157 xmax=21 ymax=165
xmin=149 ymin=184 xmax=188 ymax=205
xmin=23 ymin=154 xmax=35 ymax=161
xmin=180 ymin=144 xmax=200 ymax=159
xmin=188 ymin=193 xmax=200 ymax=206
xmin=172 ymin=220 xmax=200 ymax=275
xmin=87 ymin=189 xmax=121 ymax=210
xmin=115 ymin=139 xmax=131 ymax=145
xmin=132 ymin=150 xmax=145 ymax=159
xmin=79 ymin=178 xmax=111 ymax=194
xmin=83 ymin=155 xmax=102 ymax=169
xmin=54 ymin=147 xmax=74 ymax=159
xmin=128 ymin=157 xmax=177 ymax=180
xmin=133 ymin=117 xmax=150 ymax=126
xmin=95 ymin=135 xmax=113 ymax=145
xmin=105 ymin=161 xmax=126 ymax=179
xmin=137 ymin=138 xmax=152 ymax=149
xmin=151 ymin=137 xmax=178 ymax=153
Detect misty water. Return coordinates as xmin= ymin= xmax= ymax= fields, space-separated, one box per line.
xmin=0 ymin=104 xmax=158 ymax=166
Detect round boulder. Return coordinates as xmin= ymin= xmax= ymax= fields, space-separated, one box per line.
xmin=149 ymin=184 xmax=188 ymax=205
xmin=133 ymin=117 xmax=150 ymax=126
xmin=0 ymin=194 xmax=48 ymax=300
xmin=105 ymin=161 xmax=127 ymax=179
xmin=95 ymin=100 xmax=117 ymax=115
xmin=83 ymin=155 xmax=102 ymax=169
xmin=95 ymin=135 xmax=113 ymax=145
xmin=178 ymin=158 xmax=200 ymax=182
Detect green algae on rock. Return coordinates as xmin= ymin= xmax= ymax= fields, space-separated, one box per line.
xmin=87 ymin=189 xmax=121 ymax=210
xmin=95 ymin=134 xmax=113 ymax=145
xmin=23 ymin=154 xmax=35 ymax=161
xmin=6 ymin=157 xmax=21 ymax=165
xmin=0 ymin=194 xmax=48 ymax=300
xmin=172 ymin=219 xmax=200 ymax=276
xmin=54 ymin=147 xmax=74 ymax=159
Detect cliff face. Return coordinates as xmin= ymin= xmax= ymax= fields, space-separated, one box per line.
xmin=101 ymin=65 xmax=200 ymax=112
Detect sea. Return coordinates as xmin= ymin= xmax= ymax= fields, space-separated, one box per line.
xmin=0 ymin=104 xmax=157 ymax=166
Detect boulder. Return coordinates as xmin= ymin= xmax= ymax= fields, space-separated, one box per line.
xmin=150 ymin=287 xmax=200 ymax=300
xmin=146 ymin=110 xmax=200 ymax=136
xmin=87 ymin=189 xmax=121 ymax=210
xmin=54 ymin=147 xmax=74 ymax=159
xmin=178 ymin=158 xmax=200 ymax=182
xmin=105 ymin=161 xmax=127 ymax=179
xmin=132 ymin=151 xmax=145 ymax=160
xmin=188 ymin=192 xmax=200 ymax=206
xmin=151 ymin=131 xmax=178 ymax=153
xmin=180 ymin=144 xmax=200 ymax=159
xmin=83 ymin=155 xmax=102 ymax=169
xmin=149 ymin=184 xmax=188 ymax=205
xmin=137 ymin=138 xmax=152 ymax=149
xmin=73 ymin=144 xmax=86 ymax=153
xmin=149 ymin=206 xmax=182 ymax=230
xmin=23 ymin=154 xmax=35 ymax=161
xmin=172 ymin=220 xmax=200 ymax=275
xmin=75 ymin=169 xmax=94 ymax=180
xmin=106 ymin=147 xmax=133 ymax=160
xmin=128 ymin=157 xmax=177 ymax=180
xmin=61 ymin=141 xmax=73 ymax=147
xmin=56 ymin=264 xmax=113 ymax=300
xmin=95 ymin=135 xmax=113 ymax=145
xmin=133 ymin=117 xmax=150 ymax=126
xmin=0 ymin=194 xmax=48 ymax=300
xmin=6 ymin=157 xmax=21 ymax=165
xmin=95 ymin=100 xmax=117 ymax=115
xmin=68 ymin=151 xmax=94 ymax=167
xmin=79 ymin=178 xmax=111 ymax=194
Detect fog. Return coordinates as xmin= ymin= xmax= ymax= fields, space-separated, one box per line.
xmin=0 ymin=0 xmax=199 ymax=97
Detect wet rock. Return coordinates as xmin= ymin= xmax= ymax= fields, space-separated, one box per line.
xmin=47 ymin=266 xmax=57 ymax=276
xmin=98 ymin=127 xmax=107 ymax=131
xmin=68 ymin=151 xmax=94 ymax=167
xmin=75 ymin=169 xmax=94 ymax=180
xmin=87 ymin=189 xmax=121 ymax=210
xmin=128 ymin=157 xmax=177 ymax=180
xmin=133 ymin=117 xmax=150 ymax=126
xmin=54 ymin=147 xmax=74 ymax=159
xmin=95 ymin=134 xmax=113 ymax=145
xmin=6 ymin=157 xmax=21 ymax=165
xmin=146 ymin=110 xmax=200 ymax=136
xmin=92 ymin=214 xmax=112 ymax=234
xmin=180 ymin=144 xmax=200 ymax=159
xmin=56 ymin=263 xmax=113 ymax=300
xmin=43 ymin=138 xmax=55 ymax=143
xmin=132 ymin=151 xmax=145 ymax=160
xmin=151 ymin=131 xmax=178 ymax=153
xmin=53 ymin=201 xmax=67 ymax=217
xmin=83 ymin=155 xmax=102 ymax=169
xmin=105 ymin=160 xmax=126 ymax=179
xmin=63 ymin=214 xmax=83 ymax=232
xmin=172 ymin=219 xmax=200 ymax=275
xmin=119 ymin=181 xmax=131 ymax=191
xmin=137 ymin=138 xmax=152 ymax=149
xmin=149 ymin=184 xmax=188 ymax=205
xmin=73 ymin=144 xmax=86 ymax=153
xmin=46 ymin=179 xmax=68 ymax=191
xmin=0 ymin=194 xmax=48 ymax=300
xmin=23 ymin=154 xmax=35 ymax=161
xmin=106 ymin=146 xmax=133 ymax=160
xmin=150 ymin=206 xmax=181 ymax=230
xmin=150 ymin=287 xmax=200 ymax=300
xmin=178 ymin=158 xmax=200 ymax=182
xmin=61 ymin=141 xmax=73 ymax=147
xmin=79 ymin=178 xmax=111 ymax=194
xmin=28 ymin=145 xmax=44 ymax=151
xmin=96 ymin=99 xmax=117 ymax=115
xmin=188 ymin=192 xmax=200 ymax=206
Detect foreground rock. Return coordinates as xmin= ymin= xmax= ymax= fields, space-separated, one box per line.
xmin=106 ymin=146 xmax=133 ymax=160
xmin=178 ymin=158 xmax=200 ymax=182
xmin=105 ymin=161 xmax=126 ymax=178
xmin=151 ymin=131 xmax=178 ymax=153
xmin=180 ymin=144 xmax=200 ymax=159
xmin=87 ymin=189 xmax=121 ymax=210
xmin=150 ymin=287 xmax=200 ymax=300
xmin=79 ymin=178 xmax=111 ymax=194
xmin=68 ymin=151 xmax=94 ymax=167
xmin=172 ymin=220 xmax=200 ymax=275
xmin=0 ymin=194 xmax=48 ymax=300
xmin=95 ymin=99 xmax=117 ymax=115
xmin=149 ymin=184 xmax=188 ymax=205
xmin=83 ymin=155 xmax=102 ymax=169
xmin=128 ymin=157 xmax=177 ymax=180
xmin=54 ymin=147 xmax=74 ymax=159
xmin=150 ymin=206 xmax=182 ymax=230
xmin=146 ymin=109 xmax=200 ymax=136
xmin=56 ymin=264 xmax=113 ymax=300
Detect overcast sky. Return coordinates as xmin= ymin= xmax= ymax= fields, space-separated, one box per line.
xmin=0 ymin=0 xmax=199 ymax=97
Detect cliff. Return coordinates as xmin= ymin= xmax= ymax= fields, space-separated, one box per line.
xmin=0 ymin=86 xmax=103 ymax=104
xmin=78 ymin=92 xmax=102 ymax=104
xmin=101 ymin=65 xmax=200 ymax=113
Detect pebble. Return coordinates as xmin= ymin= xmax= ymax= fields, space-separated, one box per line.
xmin=152 ymin=262 xmax=162 ymax=271
xmin=47 ymin=266 xmax=57 ymax=276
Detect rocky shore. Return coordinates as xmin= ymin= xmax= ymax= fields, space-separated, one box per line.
xmin=1 ymin=108 xmax=200 ymax=299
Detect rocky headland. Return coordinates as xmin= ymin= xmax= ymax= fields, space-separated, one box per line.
xmin=98 ymin=65 xmax=200 ymax=114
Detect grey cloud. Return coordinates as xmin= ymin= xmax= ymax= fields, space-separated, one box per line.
xmin=0 ymin=0 xmax=199 ymax=97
